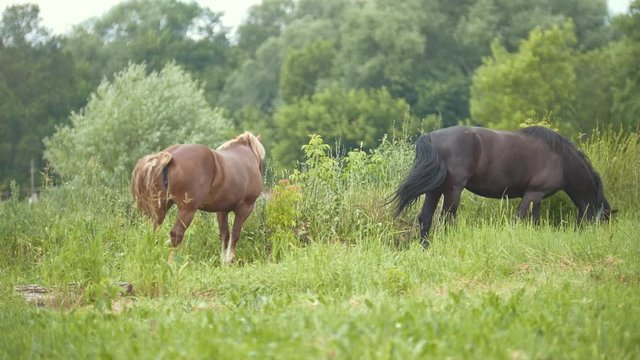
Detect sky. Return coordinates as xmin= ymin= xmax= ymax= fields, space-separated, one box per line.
xmin=0 ymin=0 xmax=262 ymax=35
xmin=0 ymin=0 xmax=634 ymax=36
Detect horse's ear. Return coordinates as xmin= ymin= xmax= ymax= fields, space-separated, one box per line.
xmin=604 ymin=208 xmax=618 ymax=222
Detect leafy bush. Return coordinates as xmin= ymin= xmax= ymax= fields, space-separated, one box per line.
xmin=277 ymin=133 xmax=413 ymax=247
xmin=272 ymin=85 xmax=417 ymax=167
xmin=470 ymin=21 xmax=577 ymax=131
xmin=265 ymin=179 xmax=304 ymax=260
xmin=44 ymin=62 xmax=232 ymax=184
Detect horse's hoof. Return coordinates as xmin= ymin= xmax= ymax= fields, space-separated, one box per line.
xmin=420 ymin=239 xmax=431 ymax=249
xmin=222 ymin=253 xmax=235 ymax=265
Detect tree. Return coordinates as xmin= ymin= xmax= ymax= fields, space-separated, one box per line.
xmin=572 ymin=46 xmax=617 ymax=130
xmin=223 ymin=0 xmax=611 ymax=130
xmin=272 ymin=85 xmax=416 ymax=167
xmin=608 ymin=0 xmax=640 ymax=129
xmin=470 ymin=22 xmax=577 ymax=130
xmin=221 ymin=17 xmax=338 ymax=115
xmin=0 ymin=4 xmax=84 ymax=190
xmin=279 ymin=39 xmax=335 ymax=103
xmin=66 ymin=0 xmax=233 ymax=104
xmin=0 ymin=3 xmax=48 ymax=46
xmin=44 ymin=63 xmax=232 ymax=184
xmin=337 ymin=0 xmax=425 ymax=99
xmin=219 ymin=37 xmax=285 ymax=114
xmin=548 ymin=0 xmax=610 ymax=49
xmin=236 ymin=0 xmax=295 ymax=57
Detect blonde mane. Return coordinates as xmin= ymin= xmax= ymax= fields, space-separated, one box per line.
xmin=217 ymin=132 xmax=265 ymax=160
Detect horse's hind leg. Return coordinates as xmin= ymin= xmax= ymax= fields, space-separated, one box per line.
xmin=153 ymin=200 xmax=173 ymax=230
xmin=217 ymin=211 xmax=230 ymax=262
xmin=441 ymin=185 xmax=464 ymax=222
xmin=224 ymin=204 xmax=254 ymax=265
xmin=170 ymin=207 xmax=196 ymax=249
xmin=419 ymin=191 xmax=442 ymax=248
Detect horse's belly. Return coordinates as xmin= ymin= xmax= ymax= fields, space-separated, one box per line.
xmin=465 ymin=183 xmax=524 ymax=199
xmin=200 ymin=189 xmax=261 ymax=213
xmin=199 ymin=198 xmax=243 ymax=213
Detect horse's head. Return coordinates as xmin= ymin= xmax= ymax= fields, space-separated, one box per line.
xmin=593 ymin=171 xmax=616 ymax=222
xmin=597 ymin=201 xmax=617 ymax=222
xmin=596 ymin=202 xmax=610 ymax=221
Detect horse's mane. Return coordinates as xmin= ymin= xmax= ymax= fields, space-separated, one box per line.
xmin=519 ymin=126 xmax=590 ymax=164
xmin=520 ymin=126 xmax=605 ymax=198
xmin=217 ymin=132 xmax=265 ymax=160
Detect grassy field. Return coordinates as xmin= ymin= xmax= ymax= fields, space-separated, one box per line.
xmin=1 ymin=129 xmax=639 ymax=359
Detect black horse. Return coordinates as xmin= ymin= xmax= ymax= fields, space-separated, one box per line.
xmin=391 ymin=126 xmax=613 ymax=247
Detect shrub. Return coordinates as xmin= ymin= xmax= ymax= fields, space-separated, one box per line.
xmin=44 ymin=62 xmax=232 ymax=184
xmin=265 ymin=179 xmax=304 ymax=260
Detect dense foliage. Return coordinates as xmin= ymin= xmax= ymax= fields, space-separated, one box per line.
xmin=471 ymin=22 xmax=578 ymax=130
xmin=0 ymin=4 xmax=85 ymax=190
xmin=2 ymin=0 xmax=640 ymax=189
xmin=272 ymin=86 xmax=415 ymax=166
xmin=44 ymin=63 xmax=231 ymax=183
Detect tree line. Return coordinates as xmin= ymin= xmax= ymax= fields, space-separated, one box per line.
xmin=1 ymin=0 xmax=639 ymax=190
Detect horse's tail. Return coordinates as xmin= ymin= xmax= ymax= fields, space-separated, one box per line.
xmin=131 ymin=151 xmax=173 ymax=222
xmin=390 ymin=134 xmax=447 ymax=217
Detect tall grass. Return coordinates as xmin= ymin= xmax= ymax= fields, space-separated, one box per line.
xmin=0 ymin=127 xmax=638 ymax=359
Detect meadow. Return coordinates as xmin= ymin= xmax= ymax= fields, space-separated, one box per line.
xmin=1 ymin=128 xmax=639 ymax=359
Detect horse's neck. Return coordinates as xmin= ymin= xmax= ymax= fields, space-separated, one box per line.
xmin=563 ymin=158 xmax=599 ymax=207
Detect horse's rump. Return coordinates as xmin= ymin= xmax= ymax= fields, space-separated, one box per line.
xmin=131 ymin=151 xmax=173 ymax=222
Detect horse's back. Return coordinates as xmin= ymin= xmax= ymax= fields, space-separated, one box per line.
xmin=163 ymin=144 xmax=216 ymax=208
xmin=167 ymin=144 xmax=216 ymax=182
xmin=427 ymin=126 xmax=565 ymax=198
xmin=163 ymin=144 xmax=262 ymax=212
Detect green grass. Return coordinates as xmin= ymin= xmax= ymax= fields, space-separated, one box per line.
xmin=2 ymin=217 xmax=639 ymax=359
xmin=1 ymin=129 xmax=639 ymax=359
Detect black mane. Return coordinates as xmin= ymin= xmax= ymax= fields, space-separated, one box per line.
xmin=519 ymin=126 xmax=591 ymax=166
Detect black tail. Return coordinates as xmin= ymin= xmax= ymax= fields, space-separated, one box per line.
xmin=390 ymin=134 xmax=447 ymax=217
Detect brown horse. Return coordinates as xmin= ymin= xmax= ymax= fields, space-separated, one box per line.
xmin=390 ymin=126 xmax=613 ymax=247
xmin=131 ymin=132 xmax=265 ymax=263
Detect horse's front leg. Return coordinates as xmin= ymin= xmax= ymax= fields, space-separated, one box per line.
xmin=576 ymin=203 xmax=595 ymax=224
xmin=531 ymin=200 xmax=542 ymax=224
xmin=517 ymin=192 xmax=543 ymax=222
xmin=419 ymin=191 xmax=442 ymax=248
xmin=216 ymin=212 xmax=230 ymax=262
xmin=224 ymin=204 xmax=254 ymax=265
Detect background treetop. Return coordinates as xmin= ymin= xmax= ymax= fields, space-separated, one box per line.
xmin=1 ymin=0 xmax=638 ymax=189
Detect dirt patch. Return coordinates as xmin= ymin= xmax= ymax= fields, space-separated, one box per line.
xmin=14 ymin=282 xmax=134 ymax=310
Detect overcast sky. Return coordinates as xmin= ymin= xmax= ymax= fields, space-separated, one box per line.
xmin=0 ymin=0 xmax=634 ymax=36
